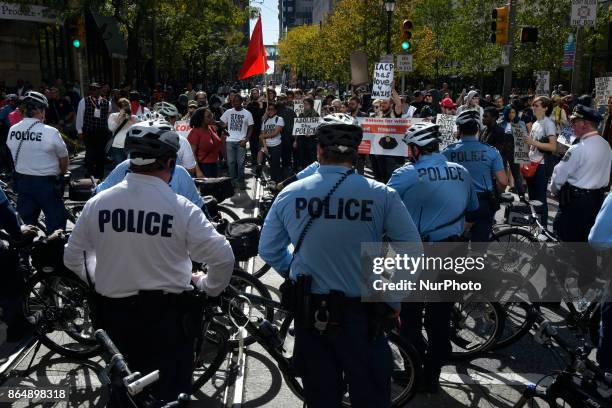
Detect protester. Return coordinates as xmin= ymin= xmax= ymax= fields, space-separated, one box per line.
xmin=259 ymin=102 xmax=285 ymax=182
xmin=499 ymin=104 xmax=526 ymax=196
xmin=188 ymin=108 xmax=222 ymax=177
xmin=219 ymin=94 xmax=253 ymax=189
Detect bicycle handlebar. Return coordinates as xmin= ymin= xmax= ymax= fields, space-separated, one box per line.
xmin=95 ymin=329 xmax=131 ymax=376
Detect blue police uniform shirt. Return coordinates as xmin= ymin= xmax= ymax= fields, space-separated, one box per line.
xmin=589 ymin=193 xmax=612 ymax=251
xmin=0 ymin=105 xmax=14 ymax=127
xmin=296 ymin=161 xmax=320 ymax=180
xmin=441 ymin=136 xmax=504 ymax=193
xmin=259 ymin=165 xmax=422 ymax=298
xmin=96 ymin=159 xmax=204 ymax=208
xmin=0 ymin=187 xmax=7 ymax=205
xmin=388 ymin=153 xmax=479 ymax=242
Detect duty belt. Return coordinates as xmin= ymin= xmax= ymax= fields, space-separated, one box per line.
xmin=567 ymin=184 xmax=607 ymax=197
xmin=15 ymin=173 xmax=57 ymax=181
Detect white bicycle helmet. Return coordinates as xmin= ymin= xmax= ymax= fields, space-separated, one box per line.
xmin=23 ymin=91 xmax=48 ymax=109
xmin=403 ymin=122 xmax=441 ymax=147
xmin=124 ymin=120 xmax=180 ymax=166
xmin=316 ymin=113 xmax=363 ymax=153
xmin=154 ymin=101 xmax=180 ymax=119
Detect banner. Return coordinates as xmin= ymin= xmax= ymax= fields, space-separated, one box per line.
xmin=595 ymin=77 xmax=612 ymax=106
xmin=372 ymin=62 xmax=394 ymax=100
xmin=293 ymin=117 xmax=321 ymax=136
xmin=571 ymin=0 xmax=597 ymax=27
xmin=174 ymin=120 xmax=192 ymax=138
xmin=534 ymin=71 xmax=550 ymax=96
xmin=293 ymin=101 xmax=305 ymax=116
xmin=356 ymin=117 xmax=422 ymax=157
xmin=436 ymin=114 xmax=457 ymax=150
xmin=512 ymin=124 xmax=530 ymax=164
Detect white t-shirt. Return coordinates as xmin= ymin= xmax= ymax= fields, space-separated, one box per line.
xmin=108 ymin=113 xmax=138 ymax=148
xmin=261 ymin=116 xmax=285 ymax=147
xmin=177 ymin=135 xmax=196 ymax=170
xmin=220 ymin=108 xmax=254 ymax=142
xmin=6 ymin=118 xmax=68 ymax=176
xmin=528 ymin=116 xmax=556 ymax=163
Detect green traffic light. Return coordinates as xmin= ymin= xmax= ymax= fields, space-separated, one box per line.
xmin=402 ymin=41 xmax=410 ymax=50
xmin=72 ymin=39 xmax=80 ymax=48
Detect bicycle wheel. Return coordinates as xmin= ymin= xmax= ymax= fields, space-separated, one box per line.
xmin=491 ymin=227 xmax=537 ymax=243
xmin=449 ymin=300 xmax=505 ymax=360
xmin=221 ymin=269 xmax=274 ymax=348
xmin=231 ymin=217 xmax=272 ymax=279
xmin=216 ymin=205 xmax=240 ymax=222
xmin=492 ymin=273 xmax=541 ymax=350
xmin=385 ymin=332 xmax=421 ymax=408
xmin=23 ymin=272 xmax=99 ymax=358
xmin=191 ymin=320 xmax=231 ymax=391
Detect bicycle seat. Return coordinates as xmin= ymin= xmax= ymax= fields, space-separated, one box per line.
xmin=499 ymin=193 xmax=514 ymax=203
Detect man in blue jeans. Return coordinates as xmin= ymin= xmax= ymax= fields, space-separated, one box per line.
xmin=220 ymin=95 xmax=254 ymax=190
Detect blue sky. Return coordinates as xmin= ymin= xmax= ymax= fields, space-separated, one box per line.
xmin=249 ymin=0 xmax=280 ymax=73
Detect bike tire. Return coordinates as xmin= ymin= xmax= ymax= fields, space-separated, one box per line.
xmin=23 ymin=272 xmax=99 ymax=359
xmin=230 ymin=217 xmax=272 ymax=279
xmin=449 ymin=300 xmax=505 ymax=360
xmin=491 ymin=227 xmax=538 ymax=243
xmin=216 ymin=205 xmax=240 ymax=222
xmin=191 ymin=321 xmax=231 ymax=391
xmin=385 ymin=332 xmax=421 ymax=408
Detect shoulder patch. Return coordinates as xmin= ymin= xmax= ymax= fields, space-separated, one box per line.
xmin=562 ymin=151 xmax=572 ymax=162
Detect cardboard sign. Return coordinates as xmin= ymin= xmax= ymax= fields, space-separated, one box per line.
xmin=293 ymin=117 xmax=321 ymax=136
xmin=534 ymin=71 xmax=550 ymax=96
xmin=436 ymin=114 xmax=457 ymax=150
xmin=571 ymin=0 xmax=597 ymax=26
xmin=293 ymin=101 xmax=305 ymax=116
xmin=174 ymin=120 xmax=192 ymax=138
xmin=372 ymin=62 xmax=394 ymax=100
xmin=595 ymin=77 xmax=612 ymax=106
xmin=314 ymin=99 xmax=322 ymax=115
xmin=512 ymin=124 xmax=530 ymax=164
xmin=356 ymin=117 xmax=422 ymax=157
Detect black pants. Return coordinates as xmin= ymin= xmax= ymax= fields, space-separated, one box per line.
xmin=84 ymin=129 xmax=109 ymax=179
xmin=95 ymin=292 xmax=193 ymax=405
xmin=298 ymin=136 xmax=317 ymax=169
xmin=249 ymin=130 xmax=260 ymax=165
xmin=281 ymin=133 xmax=294 ymax=174
xmin=268 ymin=145 xmax=283 ymax=182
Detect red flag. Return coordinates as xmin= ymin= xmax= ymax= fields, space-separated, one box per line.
xmin=239 ymin=16 xmax=269 ymax=80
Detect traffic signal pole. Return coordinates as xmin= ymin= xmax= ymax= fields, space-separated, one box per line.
xmin=502 ymin=0 xmax=516 ymax=100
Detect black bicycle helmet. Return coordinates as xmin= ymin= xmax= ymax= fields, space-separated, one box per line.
xmin=23 ymin=91 xmax=48 ymax=109
xmin=403 ymin=122 xmax=441 ymax=147
xmin=316 ymin=113 xmax=363 ymax=153
xmin=124 ymin=120 xmax=180 ymax=165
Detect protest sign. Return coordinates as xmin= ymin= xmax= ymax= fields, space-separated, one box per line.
xmin=293 ymin=101 xmax=305 ymax=116
xmin=512 ymin=124 xmax=530 ymax=164
xmin=293 ymin=117 xmax=321 ymax=136
xmin=571 ymin=0 xmax=597 ymax=26
xmin=436 ymin=114 xmax=457 ymax=149
xmin=174 ymin=120 xmax=191 ymax=138
xmin=314 ymin=99 xmax=322 ymax=115
xmin=372 ymin=62 xmax=394 ymax=100
xmin=595 ymin=77 xmax=612 ymax=106
xmin=356 ymin=117 xmax=422 ymax=157
xmin=534 ymin=71 xmax=550 ymax=96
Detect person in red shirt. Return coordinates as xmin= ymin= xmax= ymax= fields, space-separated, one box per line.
xmin=187 ymin=107 xmax=222 ymax=177
xmin=8 ymin=105 xmax=23 ymax=125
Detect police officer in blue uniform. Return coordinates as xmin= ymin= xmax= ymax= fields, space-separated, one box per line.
xmin=388 ymin=122 xmax=478 ymax=393
xmin=259 ymin=113 xmax=422 ymax=408
xmin=442 ymin=110 xmax=508 ymax=242
xmin=6 ymin=91 xmax=69 ymax=233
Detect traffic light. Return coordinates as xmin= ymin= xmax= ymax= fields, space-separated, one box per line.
xmin=400 ymin=20 xmax=413 ymax=52
xmin=490 ymin=7 xmax=509 ymax=44
xmin=70 ymin=19 xmax=85 ymax=49
xmin=520 ymin=26 xmax=538 ymax=43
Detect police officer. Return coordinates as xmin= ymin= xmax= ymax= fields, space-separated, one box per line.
xmin=551 ymin=105 xmax=611 ymax=243
xmin=6 ymin=91 xmax=69 ymax=233
xmin=63 ymin=120 xmax=235 ymax=404
xmin=155 ymin=104 xmax=200 ymax=176
xmin=442 ymin=110 xmax=508 ymax=242
xmin=258 ymin=113 xmax=422 ymax=408
xmin=387 ymin=122 xmax=478 ymax=393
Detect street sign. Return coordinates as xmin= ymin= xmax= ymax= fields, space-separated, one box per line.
xmin=396 ymin=55 xmax=413 ymax=72
xmin=501 ymin=45 xmax=511 ymax=67
xmin=571 ymin=0 xmax=597 ymax=27
xmin=380 ymin=54 xmax=394 ymax=63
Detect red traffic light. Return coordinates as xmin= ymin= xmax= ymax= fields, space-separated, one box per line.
xmin=402 ymin=20 xmax=413 ymax=30
xmin=520 ymin=27 xmax=538 ymax=43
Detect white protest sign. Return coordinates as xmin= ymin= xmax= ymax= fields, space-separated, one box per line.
xmin=314 ymin=99 xmax=322 ymax=115
xmin=356 ymin=117 xmax=423 ymax=157
xmin=372 ymin=62 xmax=394 ymax=100
xmin=293 ymin=101 xmax=305 ymax=116
xmin=436 ymin=114 xmax=457 ymax=150
xmin=571 ymin=0 xmax=597 ymax=27
xmin=396 ymin=55 xmax=413 ymax=72
xmin=534 ymin=71 xmax=550 ymax=96
xmin=595 ymin=77 xmax=612 ymax=106
xmin=174 ymin=120 xmax=192 ymax=138
xmin=293 ymin=117 xmax=321 ymax=136
xmin=512 ymin=124 xmax=530 ymax=164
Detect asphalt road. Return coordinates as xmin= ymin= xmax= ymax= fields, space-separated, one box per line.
xmin=0 ymin=156 xmax=600 ymax=408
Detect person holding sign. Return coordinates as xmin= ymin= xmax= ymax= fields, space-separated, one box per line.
xmin=499 ymin=105 xmax=527 ymax=196
xmin=219 ymin=94 xmax=254 ymax=190
xmin=296 ymin=97 xmax=320 ymax=169
xmin=260 ymin=103 xmax=285 ymax=183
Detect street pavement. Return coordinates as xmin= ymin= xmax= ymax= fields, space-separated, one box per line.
xmin=0 ymin=156 xmax=594 ymax=407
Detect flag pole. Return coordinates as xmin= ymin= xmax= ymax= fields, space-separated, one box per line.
xmin=263 ymin=52 xmax=268 ymax=93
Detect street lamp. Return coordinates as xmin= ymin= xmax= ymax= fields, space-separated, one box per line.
xmin=384 ymin=0 xmax=395 ymax=55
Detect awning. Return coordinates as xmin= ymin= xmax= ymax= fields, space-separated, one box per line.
xmin=91 ymin=11 xmax=127 ymax=59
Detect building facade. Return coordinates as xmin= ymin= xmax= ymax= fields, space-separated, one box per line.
xmin=312 ymin=0 xmax=336 ymax=26
xmin=279 ymin=0 xmax=313 ymax=36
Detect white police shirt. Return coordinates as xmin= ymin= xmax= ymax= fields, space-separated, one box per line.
xmin=177 ymin=135 xmax=197 ymax=170
xmin=550 ymin=132 xmax=612 ymax=194
xmin=64 ymin=173 xmax=235 ymax=298
xmin=6 ymin=118 xmax=68 ymax=176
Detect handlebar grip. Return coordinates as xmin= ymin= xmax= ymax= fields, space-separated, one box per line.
xmin=95 ymin=329 xmax=122 ymax=357
xmin=126 ymin=370 xmax=159 ymax=396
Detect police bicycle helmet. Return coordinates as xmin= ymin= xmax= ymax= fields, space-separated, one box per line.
xmin=124 ymin=120 xmax=180 ymax=166
xmin=23 ymin=91 xmax=48 ymax=109
xmin=154 ymin=101 xmax=180 ymax=119
xmin=403 ymin=122 xmax=441 ymax=147
xmin=455 ymin=109 xmax=481 ymax=125
xmin=316 ymin=113 xmax=363 ymax=153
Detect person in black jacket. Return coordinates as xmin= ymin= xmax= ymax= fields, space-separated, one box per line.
xmin=277 ymin=94 xmax=297 ymax=174
xmin=246 ymin=88 xmax=265 ymax=166
xmin=481 ymin=107 xmax=513 ymax=185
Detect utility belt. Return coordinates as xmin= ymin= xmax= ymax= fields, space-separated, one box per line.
xmin=437 ymin=234 xmax=466 ymax=243
xmin=559 ymin=182 xmax=606 ymax=207
xmin=280 ymin=274 xmax=396 ymax=340
xmin=477 ymin=190 xmax=500 ymax=212
xmin=14 ymin=172 xmax=66 ymax=199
